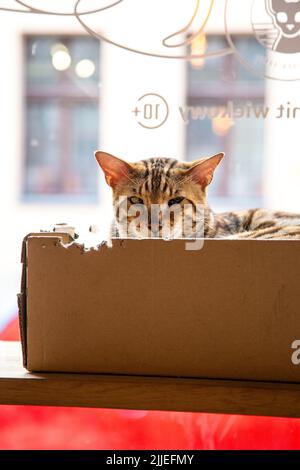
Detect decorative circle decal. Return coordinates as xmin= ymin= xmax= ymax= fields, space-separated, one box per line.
xmin=225 ymin=0 xmax=300 ymax=81
xmin=132 ymin=93 xmax=169 ymax=129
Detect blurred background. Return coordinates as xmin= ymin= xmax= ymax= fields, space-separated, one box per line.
xmin=1 ymin=0 xmax=300 ymax=449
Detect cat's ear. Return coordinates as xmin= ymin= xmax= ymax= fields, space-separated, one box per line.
xmin=95 ymin=151 xmax=131 ymax=188
xmin=268 ymin=0 xmax=279 ymax=13
xmin=187 ymin=152 xmax=224 ymax=188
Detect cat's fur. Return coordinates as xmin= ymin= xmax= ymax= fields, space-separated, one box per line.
xmin=95 ymin=151 xmax=300 ymax=240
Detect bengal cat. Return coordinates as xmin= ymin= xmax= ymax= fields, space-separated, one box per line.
xmin=95 ymin=151 xmax=300 ymax=240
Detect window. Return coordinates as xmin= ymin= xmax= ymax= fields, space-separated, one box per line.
xmin=23 ymin=36 xmax=100 ymax=202
xmin=187 ymin=35 xmax=265 ymax=209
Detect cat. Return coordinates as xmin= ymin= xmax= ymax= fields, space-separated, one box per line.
xmin=267 ymin=0 xmax=300 ymax=53
xmin=95 ymin=150 xmax=300 ymax=240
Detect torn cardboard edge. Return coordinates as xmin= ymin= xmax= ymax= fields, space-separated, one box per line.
xmin=18 ymin=231 xmax=132 ymax=368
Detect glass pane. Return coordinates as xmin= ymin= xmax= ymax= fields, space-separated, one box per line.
xmin=69 ymin=103 xmax=99 ymax=195
xmin=25 ymin=102 xmax=61 ymax=194
xmin=24 ymin=35 xmax=100 ymax=200
xmin=26 ymin=37 xmax=60 ymax=86
xmin=69 ymin=37 xmax=100 ymax=87
xmin=234 ymin=36 xmax=265 ymax=83
xmin=187 ymin=115 xmax=224 ymax=159
xmin=26 ymin=36 xmax=100 ymax=89
xmin=188 ymin=35 xmax=265 ymax=98
xmin=227 ymin=106 xmax=264 ymax=198
xmin=187 ymin=35 xmax=265 ymax=205
xmin=188 ymin=37 xmax=229 ymax=96
xmin=186 ymin=99 xmax=264 ymax=199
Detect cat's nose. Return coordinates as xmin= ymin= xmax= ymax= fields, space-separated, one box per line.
xmin=287 ymin=24 xmax=295 ymax=30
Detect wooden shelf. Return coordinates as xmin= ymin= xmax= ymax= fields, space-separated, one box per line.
xmin=1 ymin=341 xmax=300 ymax=417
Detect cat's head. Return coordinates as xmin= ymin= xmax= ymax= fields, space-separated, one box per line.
xmin=268 ymin=0 xmax=300 ymax=37
xmin=95 ymin=151 xmax=224 ymax=239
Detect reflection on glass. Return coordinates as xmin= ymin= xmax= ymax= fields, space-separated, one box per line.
xmin=187 ymin=35 xmax=265 ymax=207
xmin=24 ymin=35 xmax=100 ymax=201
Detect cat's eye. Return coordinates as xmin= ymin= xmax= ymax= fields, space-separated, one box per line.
xmin=276 ymin=11 xmax=288 ymax=23
xmin=168 ymin=197 xmax=184 ymax=207
xmin=129 ymin=196 xmax=144 ymax=205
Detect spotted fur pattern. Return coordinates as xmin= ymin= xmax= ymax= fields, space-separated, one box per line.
xmin=95 ymin=151 xmax=300 ymax=240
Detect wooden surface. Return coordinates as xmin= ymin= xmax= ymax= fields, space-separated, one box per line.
xmin=1 ymin=341 xmax=300 ymax=417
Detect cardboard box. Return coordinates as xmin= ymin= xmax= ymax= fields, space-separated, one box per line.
xmin=18 ymin=232 xmax=300 ymax=382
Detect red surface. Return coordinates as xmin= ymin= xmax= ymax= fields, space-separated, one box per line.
xmin=0 ymin=317 xmax=20 ymax=341
xmin=1 ymin=317 xmax=300 ymax=450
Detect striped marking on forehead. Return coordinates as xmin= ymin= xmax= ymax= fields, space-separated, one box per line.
xmin=140 ymin=158 xmax=179 ymax=194
xmin=141 ymin=158 xmax=178 ymax=172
